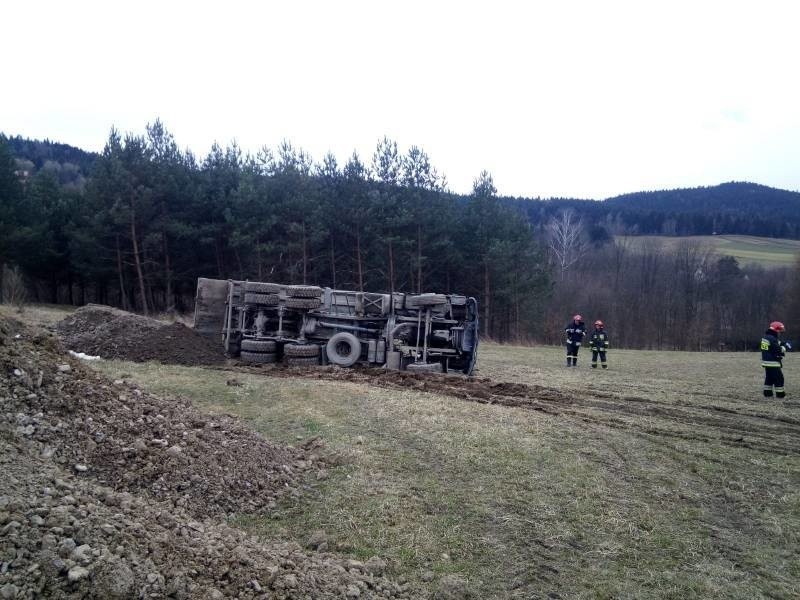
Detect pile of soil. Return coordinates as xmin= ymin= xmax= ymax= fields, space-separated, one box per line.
xmin=57 ymin=304 xmax=225 ymax=366
xmin=1 ymin=317 xmax=411 ymax=598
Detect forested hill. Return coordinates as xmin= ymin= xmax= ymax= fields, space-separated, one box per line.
xmin=6 ymin=135 xmax=97 ymax=190
xmin=7 ymin=134 xmax=800 ymax=239
xmin=502 ymin=182 xmax=800 ymax=240
xmin=602 ymin=182 xmax=800 ymax=238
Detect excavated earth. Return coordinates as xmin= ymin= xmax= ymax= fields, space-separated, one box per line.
xmin=0 ymin=316 xmax=414 ymax=599
xmin=56 ymin=305 xmax=226 ymax=366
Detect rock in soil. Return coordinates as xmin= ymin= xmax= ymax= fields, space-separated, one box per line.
xmin=0 ymin=315 xmax=413 ymax=599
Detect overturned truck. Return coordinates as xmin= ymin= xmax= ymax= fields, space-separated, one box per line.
xmin=194 ymin=278 xmax=479 ymax=374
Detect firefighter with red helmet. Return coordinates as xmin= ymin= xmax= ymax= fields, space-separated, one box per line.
xmin=589 ymin=320 xmax=609 ymax=369
xmin=761 ymin=321 xmax=791 ymax=398
xmin=564 ymin=314 xmax=586 ymax=367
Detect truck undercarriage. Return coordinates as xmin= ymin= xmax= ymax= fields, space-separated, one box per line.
xmin=194 ymin=278 xmax=479 ymax=374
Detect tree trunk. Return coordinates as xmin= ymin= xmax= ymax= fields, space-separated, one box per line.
xmin=130 ymin=209 xmax=149 ymax=316
xmin=483 ymin=259 xmax=490 ymax=339
xmin=215 ymin=236 xmax=224 ymax=279
xmin=302 ymin=220 xmax=308 ymax=284
xmin=355 ymin=227 xmax=364 ymax=292
xmin=416 ymin=223 xmax=423 ymax=293
xmin=115 ymin=235 xmax=129 ymax=311
xmin=162 ymin=229 xmax=174 ymax=312
xmin=329 ymin=234 xmax=337 ymax=289
xmin=387 ymin=239 xmax=395 ymax=295
xmin=234 ymin=247 xmax=244 ymax=280
xmin=257 ymin=235 xmax=263 ymax=281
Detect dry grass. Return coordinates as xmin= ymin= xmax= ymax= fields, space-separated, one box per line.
xmin=90 ymin=342 xmax=800 ymax=599
xmin=0 ymin=303 xmax=74 ymax=328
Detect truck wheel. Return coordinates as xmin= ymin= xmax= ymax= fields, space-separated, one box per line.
xmin=244 ymin=282 xmax=281 ymax=294
xmin=285 ymin=343 xmax=321 ymax=358
xmin=286 ymin=356 xmax=320 ymax=367
xmin=244 ymin=292 xmax=280 ymax=306
xmin=241 ymin=351 xmax=278 ymax=364
xmin=406 ymin=362 xmax=443 ymax=374
xmin=325 ymin=332 xmax=361 ymax=367
xmin=241 ymin=339 xmax=277 ymax=353
xmin=405 ymin=294 xmax=447 ymax=308
xmin=285 ymin=297 xmax=322 ymax=310
xmin=285 ymin=285 xmax=323 ymax=298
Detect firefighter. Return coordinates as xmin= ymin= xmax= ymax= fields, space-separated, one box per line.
xmin=564 ymin=314 xmax=586 ymax=367
xmin=589 ymin=320 xmax=609 ymax=369
xmin=761 ymin=321 xmax=791 ymax=398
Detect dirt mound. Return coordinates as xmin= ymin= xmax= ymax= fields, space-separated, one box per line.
xmin=57 ymin=304 xmax=225 ymax=366
xmin=3 ymin=318 xmax=318 ymax=517
xmin=1 ymin=316 xmax=411 ymax=598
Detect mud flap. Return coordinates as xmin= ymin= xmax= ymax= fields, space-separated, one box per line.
xmin=194 ymin=278 xmax=230 ymax=340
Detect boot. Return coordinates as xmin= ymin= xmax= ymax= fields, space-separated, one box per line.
xmin=601 ymin=364 xmax=608 ymax=369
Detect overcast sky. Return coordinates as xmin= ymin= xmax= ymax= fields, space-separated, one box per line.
xmin=3 ymin=0 xmax=799 ymax=199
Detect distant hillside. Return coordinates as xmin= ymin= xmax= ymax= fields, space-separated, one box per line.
xmin=504 ymin=182 xmax=800 ymax=240
xmin=3 ymin=134 xmax=98 ymax=190
xmin=604 ymin=182 xmax=800 ymax=238
xmin=5 ymin=135 xmax=98 ymax=173
xmin=618 ymin=234 xmax=800 ymax=268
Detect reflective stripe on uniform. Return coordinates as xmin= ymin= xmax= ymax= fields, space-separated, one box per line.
xmin=762 ymin=361 xmax=782 ymax=368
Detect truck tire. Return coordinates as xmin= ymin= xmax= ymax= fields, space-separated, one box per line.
xmin=325 ymin=332 xmax=361 ymax=367
xmin=244 ymin=282 xmax=281 ymax=294
xmin=286 ymin=356 xmax=320 ymax=367
xmin=406 ymin=361 xmax=443 ymax=374
xmin=241 ymin=339 xmax=277 ymax=353
xmin=285 ymin=343 xmax=321 ymax=358
xmin=285 ymin=285 xmax=323 ymax=298
xmin=285 ymin=297 xmax=322 ymax=310
xmin=244 ymin=292 xmax=280 ymax=306
xmin=241 ymin=351 xmax=278 ymax=364
xmin=405 ymin=294 xmax=447 ymax=308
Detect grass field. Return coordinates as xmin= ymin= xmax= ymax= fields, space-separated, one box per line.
xmin=89 ymin=343 xmax=800 ymax=599
xmin=618 ymin=235 xmax=800 ymax=267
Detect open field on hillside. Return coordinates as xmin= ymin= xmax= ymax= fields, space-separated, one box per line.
xmin=618 ymin=234 xmax=800 ymax=267
xmin=88 ymin=342 xmax=800 ymax=599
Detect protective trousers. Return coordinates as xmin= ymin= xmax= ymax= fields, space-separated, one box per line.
xmin=763 ymin=367 xmax=785 ymax=398
xmin=591 ymin=350 xmax=607 ymax=369
xmin=566 ymin=342 xmax=581 ymax=366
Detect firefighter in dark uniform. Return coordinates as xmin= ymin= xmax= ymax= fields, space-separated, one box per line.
xmin=590 ymin=320 xmax=609 ymax=369
xmin=761 ymin=321 xmax=791 ymax=398
xmin=564 ymin=314 xmax=586 ymax=367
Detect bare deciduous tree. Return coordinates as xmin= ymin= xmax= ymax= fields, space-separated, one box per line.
xmin=547 ymin=209 xmax=589 ymax=279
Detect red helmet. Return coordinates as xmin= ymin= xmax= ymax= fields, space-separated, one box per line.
xmin=594 ymin=320 xmax=604 ymax=328
xmin=573 ymin=314 xmax=583 ymax=322
xmin=769 ymin=321 xmax=785 ymax=332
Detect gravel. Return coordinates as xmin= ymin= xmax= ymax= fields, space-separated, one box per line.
xmin=0 ymin=315 xmax=413 ymax=598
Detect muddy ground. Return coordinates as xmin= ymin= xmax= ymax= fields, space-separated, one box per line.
xmin=1 ymin=316 xmax=415 ymax=599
